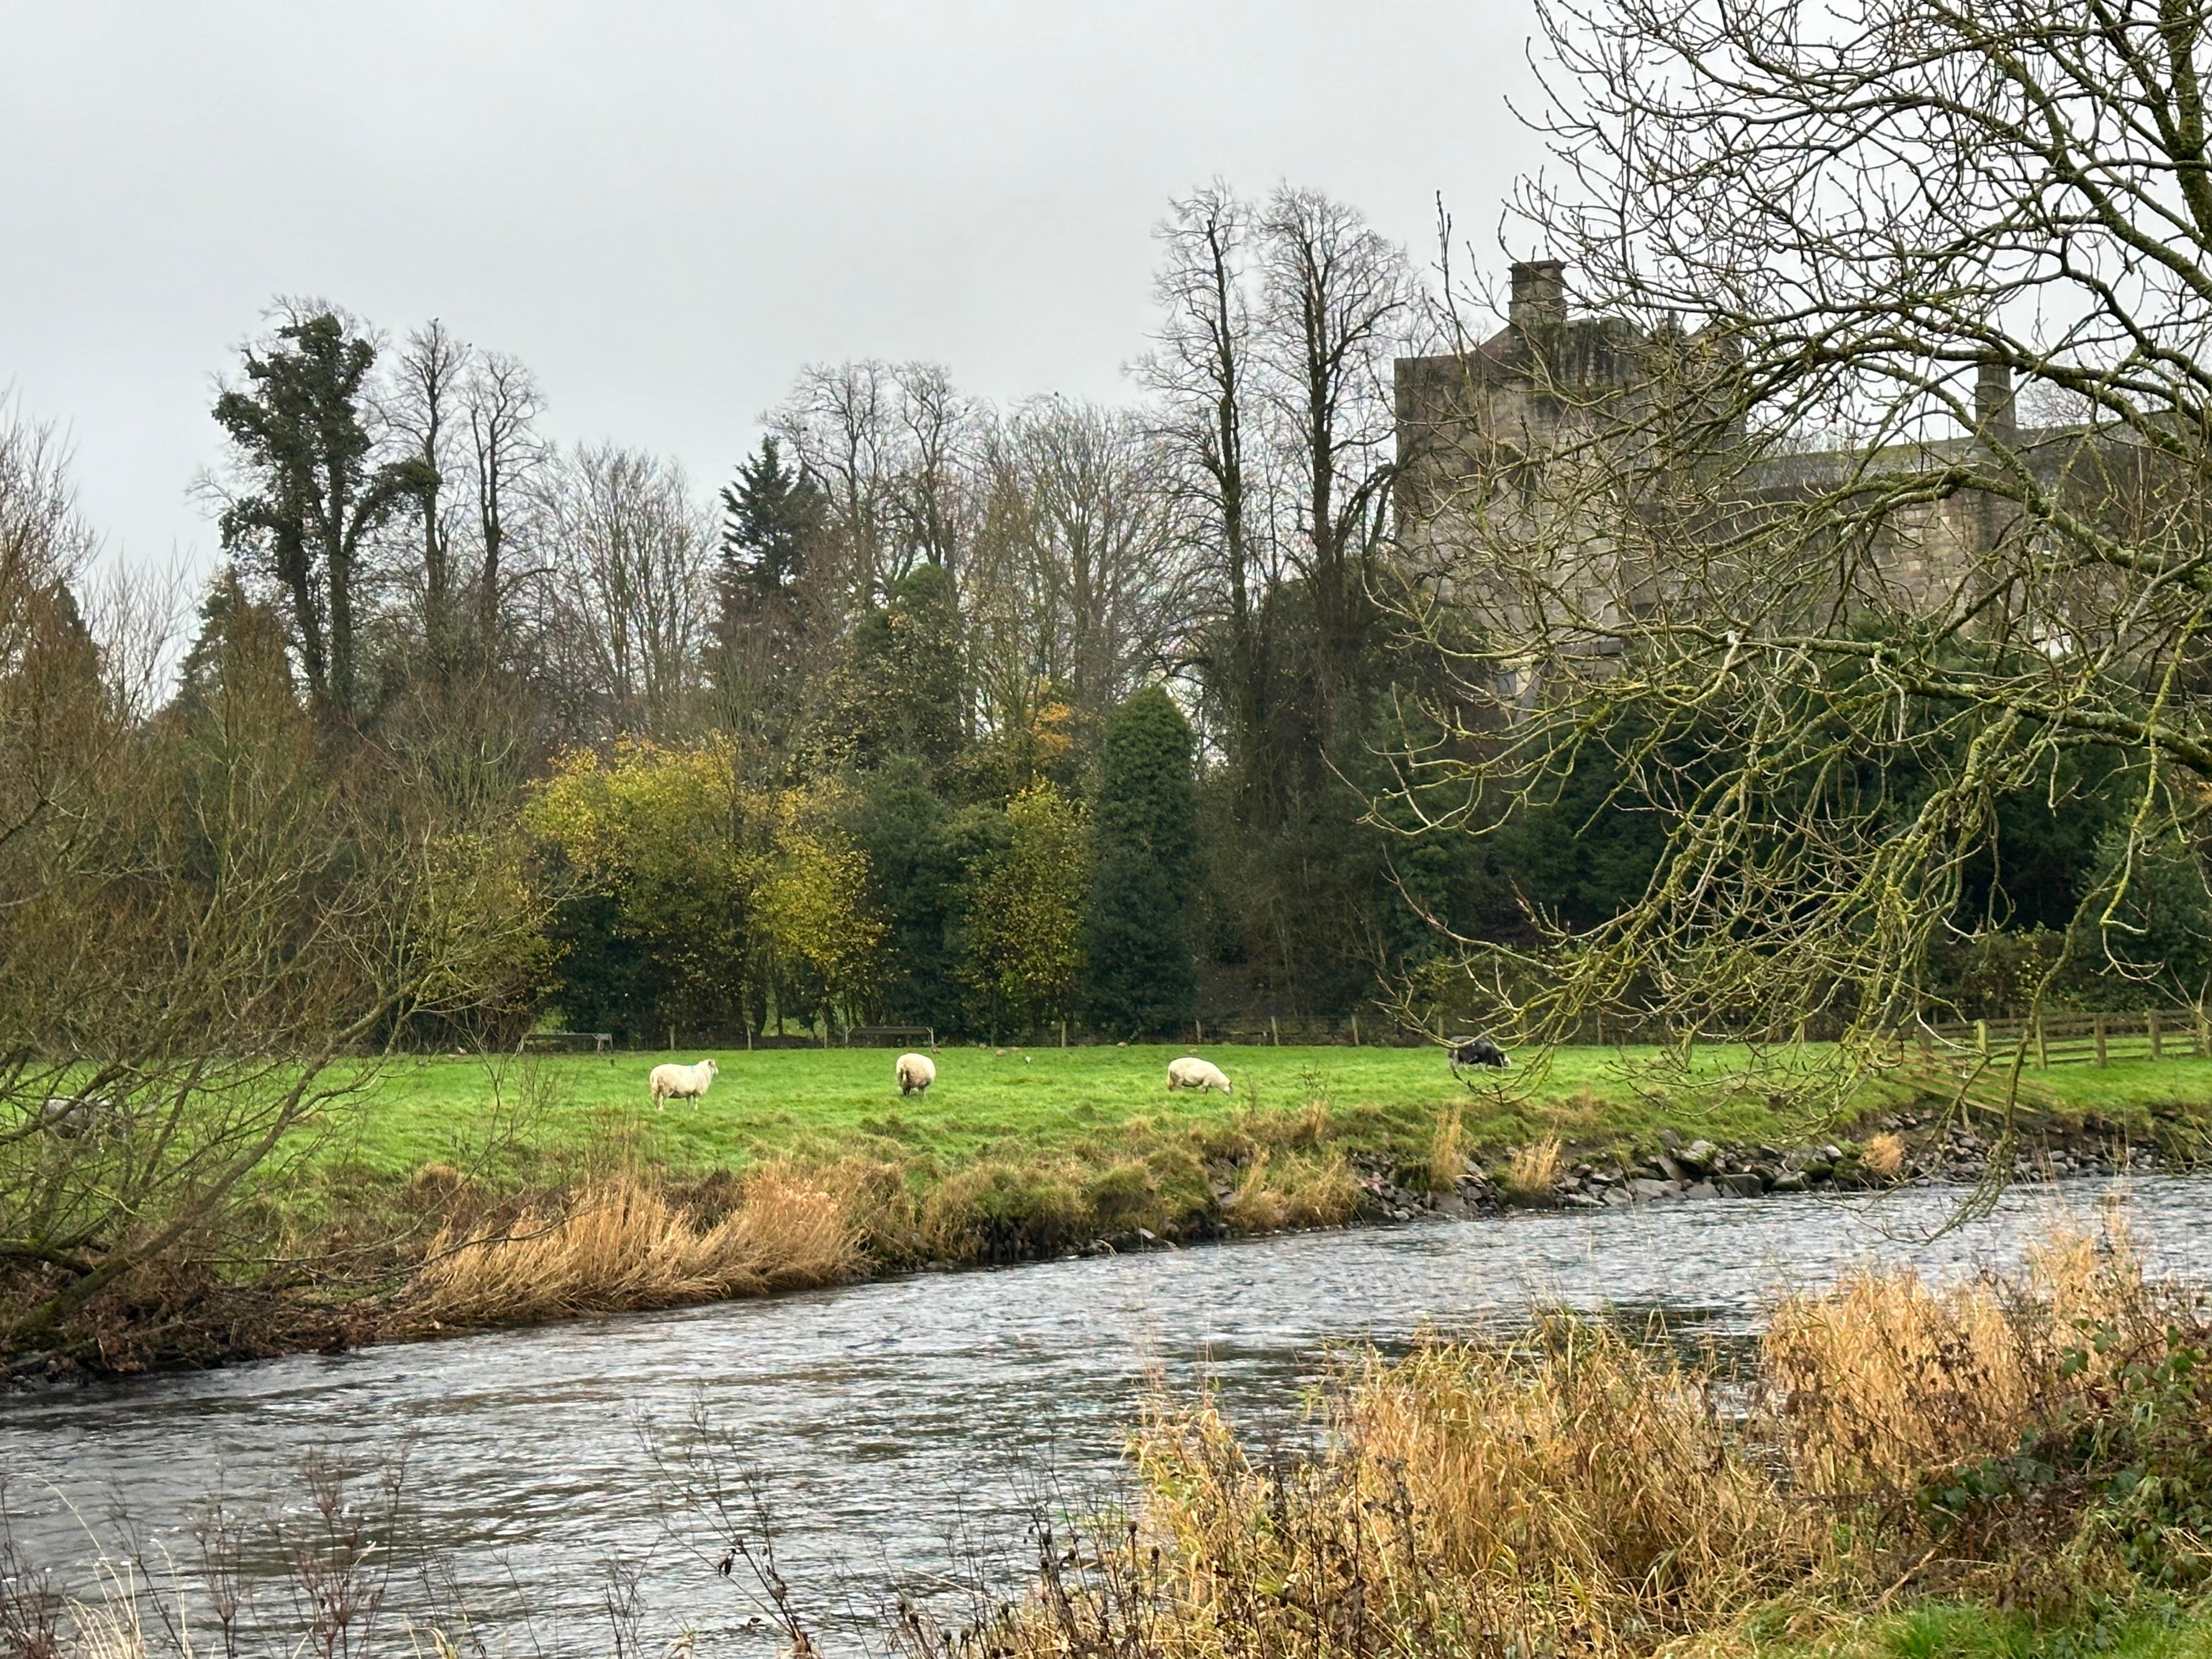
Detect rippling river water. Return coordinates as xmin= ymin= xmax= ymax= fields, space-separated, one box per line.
xmin=6 ymin=1177 xmax=2210 ymax=1650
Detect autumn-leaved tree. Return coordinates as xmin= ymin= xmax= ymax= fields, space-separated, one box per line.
xmin=757 ymin=786 xmax=884 ymax=1037
xmin=960 ymin=782 xmax=1089 ymax=1037
xmin=524 ymin=736 xmax=765 ymax=1043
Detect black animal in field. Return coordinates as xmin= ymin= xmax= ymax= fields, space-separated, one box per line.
xmin=1447 ymin=1036 xmax=1511 ymax=1076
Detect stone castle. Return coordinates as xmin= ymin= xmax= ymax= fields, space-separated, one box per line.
xmin=1390 ymin=261 xmax=2132 ymax=620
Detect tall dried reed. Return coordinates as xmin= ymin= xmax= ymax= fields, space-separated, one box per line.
xmin=402 ymin=1166 xmax=855 ymax=1328
xmin=1860 ymin=1130 xmax=1905 ymax=1180
xmin=1503 ymin=1134 xmax=1562 ymax=1203
xmin=1422 ymin=1105 xmax=1468 ymax=1192
xmin=1124 ymin=1328 xmax=1831 ymax=1654
xmin=1764 ymin=1222 xmax=2172 ymax=1506
xmin=1221 ymin=1150 xmax=1360 ymax=1234
xmin=939 ymin=1223 xmax=2210 ymax=1659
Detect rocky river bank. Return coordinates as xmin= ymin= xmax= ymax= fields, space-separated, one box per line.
xmin=1356 ymin=1109 xmax=2170 ymax=1223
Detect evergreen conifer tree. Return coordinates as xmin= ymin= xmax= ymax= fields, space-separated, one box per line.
xmin=825 ymin=563 xmax=966 ymax=771
xmin=717 ymin=437 xmax=822 ymax=603
xmin=712 ymin=437 xmax=828 ymax=746
xmin=1084 ymin=685 xmax=1199 ymax=1035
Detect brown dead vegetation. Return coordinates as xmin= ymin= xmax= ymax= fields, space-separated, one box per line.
xmin=919 ymin=1222 xmax=2212 ymax=1659
xmin=1219 ymin=1150 xmax=1362 ymax=1233
xmin=1503 ymin=1133 xmax=1564 ymax=1203
xmin=1859 ymin=1130 xmax=1906 ymax=1180
xmin=399 ymin=1165 xmax=856 ymax=1328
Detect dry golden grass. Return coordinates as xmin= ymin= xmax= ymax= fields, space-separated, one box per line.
xmin=1765 ymin=1221 xmax=2166 ymax=1505
xmin=938 ymin=1222 xmax=2204 ymax=1659
xmin=401 ymin=1165 xmax=856 ymax=1328
xmin=1860 ymin=1130 xmax=1905 ymax=1180
xmin=1117 ymin=1328 xmax=1831 ymax=1658
xmin=1503 ymin=1133 xmax=1562 ymax=1203
xmin=1422 ymin=1104 xmax=1468 ymax=1192
xmin=1221 ymin=1150 xmax=1361 ymax=1234
xmin=54 ymin=1601 xmax=146 ymax=1659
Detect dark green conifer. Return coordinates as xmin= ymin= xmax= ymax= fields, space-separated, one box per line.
xmin=1084 ymin=685 xmax=1199 ymax=1034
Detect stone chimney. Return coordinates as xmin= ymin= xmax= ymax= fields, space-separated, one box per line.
xmin=1509 ymin=259 xmax=1568 ymax=332
xmin=1976 ymin=361 xmax=2016 ymax=442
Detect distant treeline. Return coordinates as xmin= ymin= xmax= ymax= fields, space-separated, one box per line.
xmin=154 ymin=182 xmax=1520 ymax=1043
xmin=13 ymin=182 xmax=2202 ymax=1051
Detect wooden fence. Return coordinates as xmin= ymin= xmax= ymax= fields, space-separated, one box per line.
xmin=1923 ymin=1007 xmax=2211 ymax=1068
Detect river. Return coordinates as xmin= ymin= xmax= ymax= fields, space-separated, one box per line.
xmin=4 ymin=1176 xmax=2209 ymax=1652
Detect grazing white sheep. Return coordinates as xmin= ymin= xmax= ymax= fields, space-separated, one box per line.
xmin=895 ymin=1052 xmax=936 ymax=1096
xmin=649 ymin=1057 xmax=719 ymax=1110
xmin=1166 ymin=1056 xmax=1232 ymax=1096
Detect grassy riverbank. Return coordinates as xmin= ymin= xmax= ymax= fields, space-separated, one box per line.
xmin=300 ymin=1041 xmax=2212 ymax=1341
xmin=18 ymin=1041 xmax=2212 ymax=1374
xmin=318 ymin=1040 xmax=2212 ymax=1184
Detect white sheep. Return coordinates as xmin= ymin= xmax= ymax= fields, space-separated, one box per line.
xmin=1166 ymin=1056 xmax=1232 ymax=1096
xmin=895 ymin=1052 xmax=936 ymax=1096
xmin=649 ymin=1057 xmax=719 ymax=1110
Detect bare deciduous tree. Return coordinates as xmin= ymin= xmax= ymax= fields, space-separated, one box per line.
xmin=1385 ymin=0 xmax=2212 ymax=1106
xmin=1256 ymin=185 xmax=1426 ymax=726
xmin=544 ymin=443 xmax=715 ymax=737
xmin=889 ymin=362 xmax=984 ymax=582
xmin=769 ymin=360 xmax=898 ymax=600
xmin=967 ymin=398 xmax=1190 ymax=744
xmin=384 ymin=325 xmax=550 ymax=670
xmin=767 ymin=359 xmax=986 ymax=601
xmin=1139 ymin=185 xmax=1269 ymax=760
xmin=464 ymin=349 xmax=550 ymax=654
xmin=1 ymin=410 xmax=552 ymax=1360
xmin=386 ymin=319 xmax=470 ymax=657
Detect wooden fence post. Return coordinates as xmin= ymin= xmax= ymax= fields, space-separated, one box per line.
xmin=2199 ymin=1003 xmax=2211 ymax=1058
xmin=2034 ymin=1014 xmax=2046 ymax=1070
xmin=1270 ymin=1014 xmax=1280 ymax=1047
xmin=1975 ymin=1018 xmax=1988 ymax=1059
xmin=2151 ymin=1009 xmax=2163 ymax=1060
xmin=2095 ymin=1014 xmax=2108 ymax=1067
xmin=1350 ymin=1012 xmax=1359 ymax=1046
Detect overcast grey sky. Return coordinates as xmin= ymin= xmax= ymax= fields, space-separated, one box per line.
xmin=1 ymin=2 xmax=1540 ymax=582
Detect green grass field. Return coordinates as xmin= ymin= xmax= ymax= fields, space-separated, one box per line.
xmin=314 ymin=1040 xmax=2212 ymax=1193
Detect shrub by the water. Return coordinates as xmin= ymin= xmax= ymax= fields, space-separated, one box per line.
xmin=402 ymin=1166 xmax=856 ymax=1326
xmin=1502 ymin=1134 xmax=1563 ymax=1204
xmin=904 ymin=1222 xmax=2212 ymax=1659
